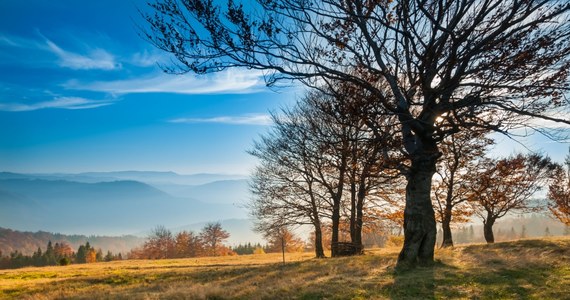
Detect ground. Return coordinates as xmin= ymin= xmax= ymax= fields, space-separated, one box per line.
xmin=1 ymin=237 xmax=569 ymax=299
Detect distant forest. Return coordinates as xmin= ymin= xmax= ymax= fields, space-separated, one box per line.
xmin=0 ymin=227 xmax=143 ymax=257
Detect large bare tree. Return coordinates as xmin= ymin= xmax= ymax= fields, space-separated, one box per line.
xmin=143 ymin=0 xmax=570 ymax=267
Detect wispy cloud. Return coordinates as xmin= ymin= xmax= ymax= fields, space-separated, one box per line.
xmin=45 ymin=39 xmax=120 ymax=70
xmin=0 ymin=32 xmax=121 ymax=70
xmin=130 ymin=50 xmax=166 ymax=67
xmin=169 ymin=114 xmax=272 ymax=126
xmin=64 ymin=69 xmax=265 ymax=95
xmin=0 ymin=97 xmax=114 ymax=112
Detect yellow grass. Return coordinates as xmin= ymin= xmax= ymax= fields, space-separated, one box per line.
xmin=1 ymin=237 xmax=569 ymax=299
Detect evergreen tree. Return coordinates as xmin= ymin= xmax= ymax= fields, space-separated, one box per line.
xmin=520 ymin=225 xmax=527 ymax=239
xmin=44 ymin=241 xmax=57 ymax=265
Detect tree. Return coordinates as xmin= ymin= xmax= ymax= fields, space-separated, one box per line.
xmin=548 ymin=148 xmax=570 ymax=226
xmin=143 ymin=226 xmax=175 ymax=259
xmin=200 ymin=222 xmax=230 ymax=256
xmin=249 ymin=92 xmax=339 ymax=258
xmin=143 ymin=0 xmax=570 ymax=267
xmin=471 ymin=154 xmax=557 ymax=243
xmin=174 ymin=230 xmax=204 ymax=258
xmin=44 ymin=240 xmax=56 ymax=265
xmin=251 ymin=86 xmax=400 ymax=257
xmin=433 ymin=131 xmax=492 ymax=247
xmin=520 ymin=225 xmax=527 ymax=239
xmin=76 ymin=242 xmax=96 ymax=264
xmin=265 ymin=227 xmax=305 ymax=254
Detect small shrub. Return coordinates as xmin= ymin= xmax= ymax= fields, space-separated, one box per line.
xmin=59 ymin=257 xmax=71 ymax=266
xmin=385 ymin=236 xmax=404 ymax=248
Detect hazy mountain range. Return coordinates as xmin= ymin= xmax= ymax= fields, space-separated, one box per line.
xmin=0 ymin=171 xmax=255 ymax=240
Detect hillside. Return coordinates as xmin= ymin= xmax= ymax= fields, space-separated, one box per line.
xmin=169 ymin=179 xmax=249 ymax=204
xmin=0 ymin=178 xmax=246 ymax=235
xmin=0 ymin=237 xmax=568 ymax=299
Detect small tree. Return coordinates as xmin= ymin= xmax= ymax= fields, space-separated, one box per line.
xmin=200 ymin=222 xmax=230 ymax=256
xmin=471 ymin=154 xmax=557 ymax=243
xmin=548 ymin=149 xmax=570 ymax=226
xmin=520 ymin=225 xmax=527 ymax=239
xmin=174 ymin=230 xmax=204 ymax=258
xmin=143 ymin=226 xmax=175 ymax=259
xmin=265 ymin=227 xmax=305 ymax=254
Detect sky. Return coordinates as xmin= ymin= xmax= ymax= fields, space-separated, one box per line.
xmin=0 ymin=0 xmax=299 ymax=175
xmin=0 ymin=0 xmax=568 ymax=176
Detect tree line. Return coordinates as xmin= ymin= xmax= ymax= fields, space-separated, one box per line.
xmin=249 ymin=86 xmax=570 ymax=258
xmin=129 ymin=223 xmax=306 ymax=259
xmin=0 ymin=240 xmax=122 ymax=269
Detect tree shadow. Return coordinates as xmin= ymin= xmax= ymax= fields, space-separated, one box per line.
xmin=388 ymin=265 xmax=435 ymax=299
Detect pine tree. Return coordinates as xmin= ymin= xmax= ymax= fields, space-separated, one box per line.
xmin=520 ymin=225 xmax=527 ymax=239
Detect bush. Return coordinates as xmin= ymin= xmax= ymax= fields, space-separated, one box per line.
xmin=385 ymin=236 xmax=404 ymax=248
xmin=59 ymin=257 xmax=71 ymax=266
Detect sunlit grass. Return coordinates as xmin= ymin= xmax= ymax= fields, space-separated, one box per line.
xmin=1 ymin=237 xmax=568 ymax=299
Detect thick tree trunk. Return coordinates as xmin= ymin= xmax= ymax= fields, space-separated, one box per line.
xmin=313 ymin=221 xmax=326 ymax=258
xmin=397 ymin=155 xmax=438 ymax=268
xmin=483 ymin=217 xmax=495 ymax=243
xmin=441 ymin=208 xmax=454 ymax=248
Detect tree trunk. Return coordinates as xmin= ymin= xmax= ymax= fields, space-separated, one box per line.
xmin=441 ymin=207 xmax=454 ymax=248
xmin=353 ymin=182 xmax=365 ymax=254
xmin=483 ymin=217 xmax=495 ymax=243
xmin=397 ymin=155 xmax=438 ymax=268
xmin=331 ymin=199 xmax=341 ymax=257
xmin=349 ymin=179 xmax=357 ymax=243
xmin=313 ymin=223 xmax=326 ymax=258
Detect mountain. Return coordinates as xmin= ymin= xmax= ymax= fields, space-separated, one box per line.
xmin=0 ymin=227 xmax=143 ymax=256
xmin=0 ymin=171 xmax=248 ymax=186
xmin=0 ymin=178 xmax=247 ymax=236
xmin=162 ymin=179 xmax=250 ymax=204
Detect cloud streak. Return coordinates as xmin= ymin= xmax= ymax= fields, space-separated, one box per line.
xmin=0 ymin=33 xmax=121 ymax=71
xmin=45 ymin=39 xmax=120 ymax=70
xmin=169 ymin=114 xmax=272 ymax=126
xmin=64 ymin=69 xmax=265 ymax=95
xmin=0 ymin=97 xmax=114 ymax=112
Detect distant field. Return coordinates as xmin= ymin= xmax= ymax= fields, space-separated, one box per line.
xmin=1 ymin=237 xmax=569 ymax=299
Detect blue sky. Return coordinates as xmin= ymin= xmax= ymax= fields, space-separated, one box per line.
xmin=0 ymin=1 xmax=568 ymax=176
xmin=0 ymin=0 xmax=299 ymax=175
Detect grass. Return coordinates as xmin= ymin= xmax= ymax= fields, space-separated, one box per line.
xmin=0 ymin=237 xmax=568 ymax=299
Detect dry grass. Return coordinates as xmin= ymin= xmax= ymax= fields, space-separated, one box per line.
xmin=1 ymin=237 xmax=569 ymax=299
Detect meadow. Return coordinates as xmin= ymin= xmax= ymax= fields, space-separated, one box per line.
xmin=1 ymin=237 xmax=568 ymax=299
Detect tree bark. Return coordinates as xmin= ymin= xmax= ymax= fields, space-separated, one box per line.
xmin=331 ymin=199 xmax=341 ymax=257
xmin=349 ymin=179 xmax=357 ymax=244
xmin=441 ymin=207 xmax=454 ymax=248
xmin=397 ymin=154 xmax=438 ymax=268
xmin=354 ymin=182 xmax=365 ymax=254
xmin=483 ymin=217 xmax=495 ymax=243
xmin=313 ymin=223 xmax=326 ymax=258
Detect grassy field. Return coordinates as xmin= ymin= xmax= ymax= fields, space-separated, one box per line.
xmin=1 ymin=237 xmax=568 ymax=299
